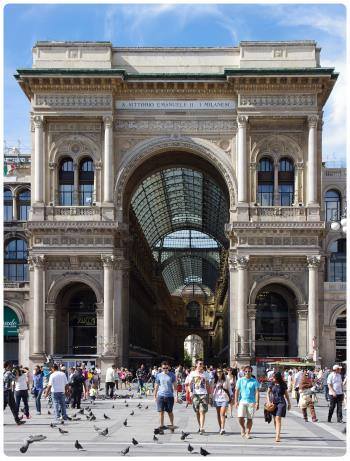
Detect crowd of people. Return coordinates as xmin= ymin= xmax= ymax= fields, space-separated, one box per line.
xmin=3 ymin=359 xmax=346 ymax=444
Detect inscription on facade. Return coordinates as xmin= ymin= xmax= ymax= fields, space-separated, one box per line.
xmin=116 ymin=100 xmax=236 ymax=110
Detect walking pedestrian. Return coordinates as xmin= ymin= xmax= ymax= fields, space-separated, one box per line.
xmin=212 ymin=368 xmax=232 ymax=434
xmin=235 ymin=365 xmax=260 ymax=439
xmin=323 ymin=367 xmax=330 ymax=402
xmin=299 ymin=370 xmax=318 ymax=422
xmin=70 ymin=367 xmax=86 ymax=409
xmin=154 ymin=361 xmax=179 ymax=433
xmin=136 ymin=364 xmax=148 ymax=395
xmin=327 ymin=365 xmax=344 ymax=423
xmin=32 ymin=365 xmax=44 ymax=415
xmin=188 ymin=359 xmax=211 ymax=434
xmin=266 ymin=372 xmax=291 ymax=442
xmin=293 ymin=367 xmax=303 ymax=405
xmin=3 ymin=361 xmax=25 ymax=425
xmin=226 ymin=367 xmax=237 ymax=418
xmin=105 ymin=365 xmax=116 ymax=398
xmin=44 ymin=364 xmax=69 ymax=421
xmin=14 ymin=366 xmax=31 ymax=419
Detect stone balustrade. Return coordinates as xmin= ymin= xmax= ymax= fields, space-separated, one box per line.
xmin=46 ymin=206 xmax=103 ymax=221
xmin=250 ymin=206 xmax=307 ymax=221
xmin=324 ymin=281 xmax=347 ymax=291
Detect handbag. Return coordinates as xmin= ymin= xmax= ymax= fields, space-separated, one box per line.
xmin=264 ymin=402 xmax=276 ymax=412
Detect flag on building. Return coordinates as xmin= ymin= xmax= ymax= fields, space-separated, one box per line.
xmin=4 ymin=162 xmax=16 ymax=176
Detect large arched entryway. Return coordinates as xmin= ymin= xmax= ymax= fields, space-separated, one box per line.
xmin=184 ymin=334 xmax=204 ymax=366
xmin=55 ymin=283 xmax=97 ymax=356
xmin=255 ymin=284 xmax=298 ymax=358
xmin=123 ymin=149 xmax=231 ymax=363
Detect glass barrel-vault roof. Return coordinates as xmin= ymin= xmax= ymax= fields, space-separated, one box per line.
xmin=131 ymin=167 xmax=229 ymax=295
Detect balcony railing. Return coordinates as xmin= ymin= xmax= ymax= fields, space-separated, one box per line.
xmin=4 ymin=281 xmax=29 ymax=289
xmin=250 ymin=206 xmax=307 ymax=222
xmin=45 ymin=206 xmax=103 ymax=221
xmin=324 ymin=281 xmax=347 ymax=291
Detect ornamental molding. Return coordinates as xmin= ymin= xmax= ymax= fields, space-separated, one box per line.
xmin=48 ymin=122 xmax=101 ymax=133
xmin=228 ymin=254 xmax=250 ymax=271
xmin=248 ymin=274 xmax=305 ymax=305
xmin=28 ymin=255 xmax=46 ymax=270
xmin=114 ymin=136 xmax=237 ymax=212
xmin=251 ymin=134 xmax=303 ymax=164
xmin=47 ymin=272 xmax=103 ymax=304
xmin=33 ymin=235 xmax=114 ymax=247
xmin=241 ymin=235 xmax=319 ymax=246
xmin=48 ymin=134 xmax=101 ymax=164
xmin=226 ymin=222 xmax=325 ymax=230
xmin=114 ymin=119 xmax=237 ymax=134
xmin=101 ymin=254 xmax=115 ymax=268
xmin=27 ymin=221 xmax=128 ymax=231
xmin=307 ymin=255 xmax=321 ymax=268
xmin=308 ymin=115 xmax=319 ymax=128
xmin=33 ymin=115 xmax=44 ymax=128
xmin=34 ymin=93 xmax=113 ymax=109
xmin=239 ymin=93 xmax=317 ymax=108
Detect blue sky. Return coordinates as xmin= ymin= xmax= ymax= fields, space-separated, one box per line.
xmin=3 ymin=2 xmax=347 ymax=163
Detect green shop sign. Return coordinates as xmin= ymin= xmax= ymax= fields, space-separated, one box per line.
xmin=4 ymin=306 xmax=19 ymax=337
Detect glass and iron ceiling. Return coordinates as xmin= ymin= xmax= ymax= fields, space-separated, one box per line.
xmin=131 ymin=167 xmax=229 ymax=296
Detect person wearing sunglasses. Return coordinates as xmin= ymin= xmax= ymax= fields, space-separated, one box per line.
xmin=188 ymin=359 xmax=211 ymax=435
xmin=212 ymin=369 xmax=233 ymax=434
xmin=154 ymin=361 xmax=179 ymax=434
xmin=235 ymin=365 xmax=260 ymax=439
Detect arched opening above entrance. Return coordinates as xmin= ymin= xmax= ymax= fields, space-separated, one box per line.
xmin=184 ymin=334 xmax=204 ymax=366
xmin=55 ymin=283 xmax=97 ymax=357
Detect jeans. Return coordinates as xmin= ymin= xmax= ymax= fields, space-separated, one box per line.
xmin=33 ymin=388 xmax=43 ymax=413
xmin=328 ymin=394 xmax=344 ymax=422
xmin=105 ymin=382 xmax=115 ymax=398
xmin=52 ymin=392 xmax=68 ymax=420
xmin=15 ymin=389 xmax=29 ymax=417
xmin=324 ymin=384 xmax=330 ymax=401
xmin=138 ymin=379 xmax=145 ymax=394
xmin=71 ymin=387 xmax=83 ymax=409
xmin=4 ymin=390 xmax=21 ymax=423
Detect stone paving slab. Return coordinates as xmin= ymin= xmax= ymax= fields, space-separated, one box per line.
xmin=3 ymin=391 xmax=347 ymax=457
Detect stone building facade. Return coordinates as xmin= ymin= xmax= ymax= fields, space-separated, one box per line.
xmin=4 ymin=40 xmax=346 ymax=372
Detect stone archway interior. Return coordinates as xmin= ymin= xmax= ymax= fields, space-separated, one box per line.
xmin=184 ymin=334 xmax=204 ymax=366
xmin=255 ymin=284 xmax=298 ymax=357
xmin=55 ymin=283 xmax=97 ymax=356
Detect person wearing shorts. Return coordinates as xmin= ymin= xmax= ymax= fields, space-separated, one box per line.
xmin=235 ymin=365 xmax=260 ymax=439
xmin=188 ymin=359 xmax=211 ymax=434
xmin=212 ymin=368 xmax=233 ymax=434
xmin=154 ymin=361 xmax=179 ymax=434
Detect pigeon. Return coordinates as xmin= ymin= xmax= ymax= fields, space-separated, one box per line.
xmin=93 ymin=425 xmax=101 ymax=432
xmin=19 ymin=441 xmax=30 ymax=453
xmin=75 ymin=440 xmax=84 ymax=450
xmin=181 ymin=431 xmax=190 ymax=440
xmin=137 ymin=403 xmax=142 ymax=409
xmin=112 ymin=405 xmax=115 ymax=409
xmin=72 ymin=413 xmax=77 ymax=418
xmin=130 ymin=411 xmax=134 ymax=416
xmin=86 ymin=407 xmax=90 ymax=411
xmin=121 ymin=446 xmax=130 ymax=456
xmin=124 ymin=400 xmax=127 ymax=404
xmin=50 ymin=423 xmax=57 ymax=428
xmin=27 ymin=435 xmax=47 ymax=443
xmin=132 ymin=438 xmax=139 ymax=446
xmin=89 ymin=415 xmax=96 ymax=421
xmin=58 ymin=427 xmax=69 ymax=434
xmin=188 ymin=444 xmax=194 ymax=453
xmin=123 ymin=419 xmax=128 ymax=426
xmin=125 ymin=403 xmax=129 ymax=407
xmin=98 ymin=428 xmax=109 ymax=436
xmin=79 ymin=408 xmax=84 ymax=414
xmin=153 ymin=435 xmax=158 ymax=442
xmin=200 ymin=447 xmax=210 ymax=456
xmin=47 ymin=410 xmax=51 ymax=415
xmin=145 ymin=406 xmax=149 ymax=410
xmin=103 ymin=413 xmax=110 ymax=420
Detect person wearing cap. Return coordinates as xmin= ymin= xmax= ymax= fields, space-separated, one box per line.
xmin=327 ymin=365 xmax=344 ymax=423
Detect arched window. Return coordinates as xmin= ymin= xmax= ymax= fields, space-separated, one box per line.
xmin=59 ymin=158 xmax=74 ymax=205
xmin=79 ymin=158 xmax=94 ymax=205
xmin=186 ymin=301 xmax=201 ymax=328
xmin=4 ymin=188 xmax=13 ymax=221
xmin=279 ymin=157 xmax=294 ymax=206
xmin=17 ymin=188 xmax=31 ymax=221
xmin=324 ymin=189 xmax=341 ymax=222
xmin=4 ymin=239 xmax=28 ymax=281
xmin=335 ymin=309 xmax=346 ymax=362
xmin=258 ymin=157 xmax=274 ymax=206
xmin=328 ymin=239 xmax=346 ymax=282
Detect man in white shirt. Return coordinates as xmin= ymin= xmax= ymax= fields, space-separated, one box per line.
xmin=188 ymin=359 xmax=211 ymax=435
xmin=44 ymin=364 xmax=69 ymax=421
xmin=105 ymin=365 xmax=116 ymax=398
xmin=327 ymin=365 xmax=344 ymax=423
xmin=293 ymin=368 xmax=303 ymax=405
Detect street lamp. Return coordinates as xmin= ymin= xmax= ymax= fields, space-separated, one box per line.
xmin=331 ymin=208 xmax=347 ymax=234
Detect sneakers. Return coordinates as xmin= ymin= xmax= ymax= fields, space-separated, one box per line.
xmin=16 ymin=420 xmax=26 ymax=425
xmin=245 ymin=433 xmax=252 ymax=439
xmin=199 ymin=428 xmax=205 ymax=435
xmin=220 ymin=429 xmax=225 ymax=435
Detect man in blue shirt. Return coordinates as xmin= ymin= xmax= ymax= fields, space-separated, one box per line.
xmin=154 ymin=361 xmax=179 ymax=434
xmin=235 ymin=365 xmax=260 ymax=439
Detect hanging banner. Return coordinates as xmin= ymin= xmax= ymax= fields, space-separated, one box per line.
xmin=4 ymin=307 xmax=19 ymax=336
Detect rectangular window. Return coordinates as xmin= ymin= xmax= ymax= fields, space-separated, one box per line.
xmin=4 ymin=263 xmax=28 ymax=281
xmin=258 ymin=184 xmax=273 ymax=206
xmin=18 ymin=205 xmax=30 ymax=221
xmin=279 ymin=184 xmax=294 ymax=206
xmin=326 ymin=202 xmax=340 ymax=222
xmin=4 ymin=205 xmax=13 ymax=221
xmin=79 ymin=184 xmax=94 ymax=205
xmin=59 ymin=185 xmax=74 ymax=206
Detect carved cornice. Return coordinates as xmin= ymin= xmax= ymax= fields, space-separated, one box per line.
xmin=115 ymin=119 xmax=237 ymax=134
xmin=26 ymin=221 xmax=128 ymax=231
xmin=239 ymin=93 xmax=317 ymax=108
xmin=307 ymin=255 xmax=321 ymax=268
xmin=34 ymin=93 xmax=113 ymax=109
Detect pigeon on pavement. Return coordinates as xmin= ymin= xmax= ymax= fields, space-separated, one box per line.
xmin=58 ymin=427 xmax=68 ymax=434
xmin=27 ymin=435 xmax=47 ymax=443
xmin=121 ymin=446 xmax=130 ymax=456
xmin=123 ymin=419 xmax=128 ymax=426
xmin=130 ymin=411 xmax=134 ymax=416
xmin=98 ymin=428 xmax=109 ymax=436
xmin=75 ymin=440 xmax=84 ymax=450
xmin=103 ymin=413 xmax=110 ymax=420
xmin=132 ymin=438 xmax=139 ymax=446
xmin=200 ymin=447 xmax=210 ymax=456
xmin=153 ymin=435 xmax=158 ymax=442
xmin=19 ymin=441 xmax=30 ymax=453
xmin=188 ymin=444 xmax=194 ymax=453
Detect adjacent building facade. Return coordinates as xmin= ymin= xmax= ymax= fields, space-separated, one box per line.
xmin=4 ymin=40 xmax=346 ymax=372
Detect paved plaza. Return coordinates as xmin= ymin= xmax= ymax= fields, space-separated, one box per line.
xmin=3 ymin=389 xmax=347 ymax=457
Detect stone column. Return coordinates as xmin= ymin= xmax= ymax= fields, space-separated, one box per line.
xmin=247 ymin=304 xmax=257 ymax=356
xmin=296 ymin=304 xmax=308 ymax=358
xmin=307 ymin=115 xmax=318 ymax=205
xmin=33 ymin=115 xmax=44 ymax=203
xmin=49 ymin=162 xmax=57 ymax=204
xmin=95 ymin=304 xmax=104 ymax=356
xmin=29 ymin=255 xmax=46 ymax=357
xmin=103 ymin=116 xmax=114 ymax=204
xmin=73 ymin=162 xmax=79 ymax=205
xmin=101 ymin=255 xmax=115 ymax=355
xmin=236 ymin=256 xmax=250 ymax=356
xmin=273 ymin=159 xmax=279 ymax=206
xmin=249 ymin=162 xmax=257 ymax=204
xmin=294 ymin=162 xmax=303 ymax=205
xmin=12 ymin=193 xmax=18 ymax=221
xmin=228 ymin=255 xmax=237 ymax=364
xmin=45 ymin=303 xmax=56 ymax=355
xmin=121 ymin=265 xmax=130 ymax=366
xmin=237 ymin=116 xmax=248 ymax=204
xmin=307 ymin=256 xmax=321 ymax=358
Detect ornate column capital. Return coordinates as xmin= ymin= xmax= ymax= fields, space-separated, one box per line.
xmin=247 ymin=304 xmax=257 ymax=320
xmin=49 ymin=162 xmax=57 ymax=170
xmin=103 ymin=115 xmax=113 ymax=128
xmin=33 ymin=115 xmax=44 ymax=128
xmin=101 ymin=254 xmax=115 ymax=269
xmin=228 ymin=254 xmax=250 ymax=271
xmin=28 ymin=255 xmax=46 ymax=270
xmin=95 ymin=160 xmax=102 ymax=170
xmin=307 ymin=115 xmax=319 ymax=128
xmin=237 ymin=115 xmax=248 ymax=127
xmin=295 ymin=161 xmax=304 ymax=170
xmin=249 ymin=162 xmax=257 ymax=171
xmin=307 ymin=255 xmax=321 ymax=268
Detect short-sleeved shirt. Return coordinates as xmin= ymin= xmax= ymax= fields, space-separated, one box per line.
xmin=48 ymin=371 xmax=68 ymax=393
xmin=188 ymin=371 xmax=208 ymax=395
xmin=327 ymin=372 xmax=343 ymax=395
xmin=269 ymin=383 xmax=287 ymax=404
xmin=236 ymin=377 xmax=259 ymax=404
xmin=155 ymin=372 xmax=176 ymax=397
